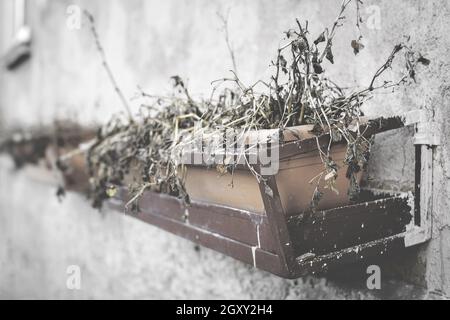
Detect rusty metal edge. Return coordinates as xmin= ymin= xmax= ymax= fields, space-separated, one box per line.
xmin=107 ymin=201 xmax=287 ymax=277
xmin=294 ymin=234 xmax=406 ymax=276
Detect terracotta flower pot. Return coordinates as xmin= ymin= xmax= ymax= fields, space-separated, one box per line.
xmin=182 ymin=125 xmax=359 ymax=215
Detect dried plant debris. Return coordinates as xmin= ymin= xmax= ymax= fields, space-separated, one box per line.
xmin=87 ymin=88 xmax=197 ymax=208
xmin=86 ymin=0 xmax=429 ymax=209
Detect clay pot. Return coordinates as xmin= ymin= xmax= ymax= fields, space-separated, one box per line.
xmin=183 ymin=125 xmax=359 ymax=215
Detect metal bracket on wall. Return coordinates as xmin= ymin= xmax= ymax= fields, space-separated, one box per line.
xmin=404 ymin=110 xmax=440 ymax=247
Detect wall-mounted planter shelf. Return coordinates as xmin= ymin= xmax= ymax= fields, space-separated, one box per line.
xmin=0 ymin=113 xmax=437 ymax=278
xmin=107 ymin=111 xmax=439 ymax=278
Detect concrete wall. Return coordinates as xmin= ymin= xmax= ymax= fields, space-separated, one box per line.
xmin=0 ymin=0 xmax=449 ymax=299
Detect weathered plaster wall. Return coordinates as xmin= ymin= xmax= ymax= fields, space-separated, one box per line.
xmin=0 ymin=0 xmax=449 ymax=299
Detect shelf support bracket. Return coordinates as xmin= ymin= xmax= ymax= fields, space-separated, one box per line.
xmin=404 ymin=110 xmax=440 ymax=247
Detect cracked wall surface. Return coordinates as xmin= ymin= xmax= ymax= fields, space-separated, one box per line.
xmin=0 ymin=0 xmax=449 ymax=299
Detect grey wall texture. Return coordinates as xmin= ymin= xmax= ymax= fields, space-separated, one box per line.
xmin=0 ymin=0 xmax=449 ymax=299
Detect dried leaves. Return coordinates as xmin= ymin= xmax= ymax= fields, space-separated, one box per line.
xmin=87 ymin=84 xmax=199 ymax=208
xmin=87 ymin=0 xmax=429 ymax=209
xmin=351 ymin=39 xmax=365 ymax=55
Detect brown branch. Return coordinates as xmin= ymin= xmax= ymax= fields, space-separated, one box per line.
xmin=319 ymin=0 xmax=353 ymax=63
xmin=84 ymin=10 xmax=134 ymax=122
xmin=217 ymin=9 xmax=239 ymax=77
xmin=368 ymin=44 xmax=404 ymax=91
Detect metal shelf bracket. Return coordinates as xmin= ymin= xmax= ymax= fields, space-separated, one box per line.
xmin=405 ymin=110 xmax=440 ymax=247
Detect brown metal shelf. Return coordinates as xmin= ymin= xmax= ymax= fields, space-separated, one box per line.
xmin=107 ymin=189 xmax=411 ymax=278
xmin=106 ymin=112 xmax=438 ymax=278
